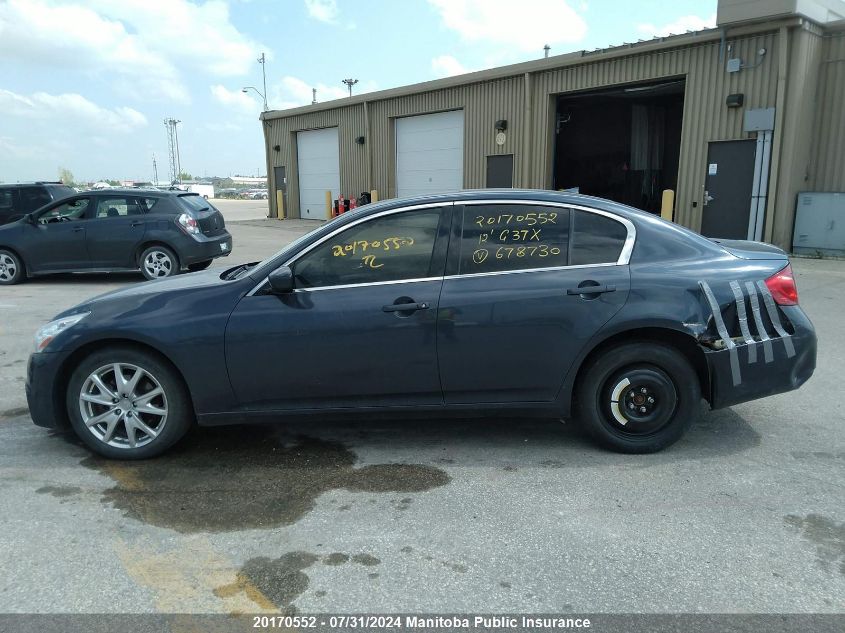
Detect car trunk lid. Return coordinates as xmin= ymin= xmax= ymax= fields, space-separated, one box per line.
xmin=710 ymin=238 xmax=788 ymax=261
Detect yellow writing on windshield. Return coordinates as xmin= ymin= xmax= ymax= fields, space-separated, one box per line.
xmin=331 ymin=236 xmax=415 ymax=257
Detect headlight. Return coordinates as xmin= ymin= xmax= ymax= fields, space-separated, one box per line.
xmin=177 ymin=212 xmax=201 ymax=236
xmin=33 ymin=312 xmax=90 ymax=353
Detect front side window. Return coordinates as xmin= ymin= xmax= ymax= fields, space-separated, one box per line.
xmin=569 ymin=209 xmax=628 ymax=265
xmin=292 ymin=208 xmax=442 ymax=289
xmin=95 ymin=197 xmax=142 ymax=218
xmin=459 ymin=205 xmax=570 ymax=274
xmin=37 ymin=198 xmax=90 ymax=224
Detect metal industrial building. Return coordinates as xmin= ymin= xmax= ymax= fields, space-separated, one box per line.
xmin=260 ymin=0 xmax=845 ymax=250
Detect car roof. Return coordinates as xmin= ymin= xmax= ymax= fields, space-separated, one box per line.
xmin=0 ymin=181 xmax=69 ymax=188
xmin=78 ymin=188 xmax=196 ymax=197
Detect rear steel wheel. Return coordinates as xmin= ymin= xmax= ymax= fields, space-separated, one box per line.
xmin=0 ymin=250 xmax=23 ymax=285
xmin=140 ymin=245 xmax=178 ymax=280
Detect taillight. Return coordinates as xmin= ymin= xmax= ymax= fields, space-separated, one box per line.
xmin=177 ymin=212 xmax=200 ymax=236
xmin=765 ymin=263 xmax=798 ymax=305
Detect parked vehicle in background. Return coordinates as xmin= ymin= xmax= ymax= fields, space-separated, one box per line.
xmin=23 ymin=190 xmax=816 ymax=459
xmin=0 ymin=182 xmax=75 ymax=225
xmin=186 ymin=183 xmax=214 ymax=199
xmin=0 ymin=189 xmax=232 ymax=285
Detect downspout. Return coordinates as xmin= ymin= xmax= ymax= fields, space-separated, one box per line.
xmin=763 ymin=26 xmax=789 ymax=243
xmin=522 ymin=72 xmax=532 ymax=188
xmin=364 ymin=100 xmax=372 ymax=191
xmin=261 ymin=114 xmax=275 ymax=218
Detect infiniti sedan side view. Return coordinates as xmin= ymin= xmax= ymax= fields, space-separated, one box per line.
xmin=25 ymin=190 xmax=816 ymax=459
xmin=0 ymin=189 xmax=232 ymax=284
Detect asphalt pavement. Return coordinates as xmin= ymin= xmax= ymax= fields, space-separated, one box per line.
xmin=0 ymin=220 xmax=842 ymax=615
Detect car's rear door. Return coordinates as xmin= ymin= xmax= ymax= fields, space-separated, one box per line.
xmin=26 ymin=196 xmax=93 ymax=273
xmin=436 ymin=201 xmax=633 ymax=404
xmin=84 ymin=195 xmax=147 ymax=268
xmin=225 ymin=203 xmax=452 ymax=410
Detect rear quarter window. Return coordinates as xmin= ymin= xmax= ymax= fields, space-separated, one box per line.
xmin=569 ymin=210 xmax=628 ymax=265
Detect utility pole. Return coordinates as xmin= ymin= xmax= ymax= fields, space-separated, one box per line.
xmin=257 ymin=52 xmax=269 ymax=111
xmin=342 ymin=78 xmax=358 ymax=98
xmin=163 ymin=118 xmax=182 ymax=184
xmin=312 ymin=88 xmax=317 ymax=104
xmin=152 ymin=153 xmax=158 ymax=185
xmin=543 ymin=44 xmax=550 ymax=58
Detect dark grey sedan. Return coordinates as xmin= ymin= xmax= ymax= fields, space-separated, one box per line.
xmin=0 ymin=189 xmax=231 ymax=284
xmin=25 ymin=190 xmax=816 ymax=459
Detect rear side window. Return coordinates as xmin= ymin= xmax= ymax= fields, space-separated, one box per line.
xmin=95 ymin=197 xmax=143 ymax=218
xmin=19 ymin=187 xmax=52 ymax=212
xmin=459 ymin=205 xmax=570 ymax=274
xmin=569 ymin=210 xmax=628 ymax=265
xmin=292 ymin=208 xmax=442 ymax=288
xmin=0 ymin=190 xmax=15 ymax=215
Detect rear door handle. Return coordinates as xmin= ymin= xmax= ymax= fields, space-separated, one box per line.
xmin=131 ymin=221 xmax=144 ymax=227
xmin=382 ymin=302 xmax=429 ymax=313
xmin=72 ymin=226 xmax=84 ymax=232
xmin=566 ymin=284 xmax=616 ymax=295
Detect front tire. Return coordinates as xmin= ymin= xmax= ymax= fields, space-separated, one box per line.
xmin=66 ymin=347 xmax=193 ymax=459
xmin=140 ymin=245 xmax=179 ymax=280
xmin=576 ymin=342 xmax=701 ymax=453
xmin=0 ymin=249 xmax=24 ymax=285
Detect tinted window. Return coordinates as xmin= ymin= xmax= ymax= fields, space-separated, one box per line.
xmin=95 ymin=197 xmax=142 ymax=218
xmin=292 ymin=209 xmax=442 ymax=289
xmin=19 ymin=187 xmax=52 ymax=212
xmin=569 ymin=210 xmax=628 ymax=265
xmin=459 ymin=205 xmax=569 ymax=274
xmin=37 ymin=198 xmax=90 ymax=224
xmin=179 ymin=195 xmax=211 ymax=212
xmin=0 ymin=190 xmax=15 ymax=215
xmin=141 ymin=198 xmax=160 ymax=212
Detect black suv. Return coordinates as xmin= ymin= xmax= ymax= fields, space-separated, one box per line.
xmin=0 ymin=189 xmax=232 ymax=285
xmin=0 ymin=182 xmax=76 ymax=225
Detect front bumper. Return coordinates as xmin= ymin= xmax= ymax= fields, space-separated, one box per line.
xmin=706 ymin=305 xmax=817 ymax=409
xmin=178 ymin=231 xmax=233 ymax=267
xmin=26 ymin=351 xmax=70 ymax=430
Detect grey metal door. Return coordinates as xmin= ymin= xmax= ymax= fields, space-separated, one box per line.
xmin=274 ymin=166 xmax=287 ymax=218
xmin=700 ymin=140 xmax=756 ymax=239
xmin=486 ymin=154 xmax=514 ymax=188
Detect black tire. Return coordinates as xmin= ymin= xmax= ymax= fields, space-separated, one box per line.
xmin=187 ymin=259 xmax=213 ymax=272
xmin=139 ymin=245 xmax=179 ymax=281
xmin=0 ymin=248 xmax=25 ymax=285
xmin=66 ymin=346 xmax=193 ymax=459
xmin=575 ymin=341 xmax=701 ymax=453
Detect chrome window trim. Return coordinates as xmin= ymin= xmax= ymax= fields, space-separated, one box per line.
xmin=247 ymin=202 xmax=451 ymax=296
xmin=247 ymin=199 xmax=637 ymax=296
xmin=459 ymin=199 xmax=636 ymax=266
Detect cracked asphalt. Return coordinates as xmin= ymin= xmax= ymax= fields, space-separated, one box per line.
xmin=0 ymin=205 xmax=842 ymax=614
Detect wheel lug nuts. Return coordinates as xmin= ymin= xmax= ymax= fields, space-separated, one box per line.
xmin=628 ymin=403 xmax=635 ymax=410
xmin=640 ymin=387 xmax=647 ymax=394
xmin=647 ymin=396 xmax=655 ymax=404
xmin=639 ymin=406 xmax=647 ymax=413
xmin=629 ymin=390 xmax=635 ymax=398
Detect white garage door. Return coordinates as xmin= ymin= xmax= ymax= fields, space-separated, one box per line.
xmin=297 ymin=127 xmax=340 ymax=220
xmin=396 ymin=110 xmax=464 ymax=198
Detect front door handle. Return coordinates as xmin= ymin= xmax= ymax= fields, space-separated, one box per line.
xmin=72 ymin=226 xmax=84 ymax=233
xmin=131 ymin=221 xmax=144 ymax=227
xmin=566 ymin=284 xmax=616 ymax=296
xmin=382 ymin=301 xmax=429 ymax=313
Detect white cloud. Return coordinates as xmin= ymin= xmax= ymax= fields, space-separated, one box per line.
xmin=270 ymin=76 xmax=377 ymax=110
xmin=0 ymin=89 xmax=147 ymax=132
xmin=211 ymin=85 xmax=261 ymax=115
xmin=428 ymin=0 xmax=587 ymax=51
xmin=0 ymin=0 xmax=266 ymax=103
xmin=637 ymin=13 xmax=717 ymax=38
xmin=431 ymin=55 xmax=472 ymax=78
xmin=304 ymin=0 xmax=338 ymax=23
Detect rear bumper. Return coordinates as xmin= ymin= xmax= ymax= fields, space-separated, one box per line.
xmin=26 ymin=351 xmax=69 ymax=430
xmin=706 ymin=306 xmax=817 ymax=409
xmin=175 ymin=231 xmax=233 ymax=266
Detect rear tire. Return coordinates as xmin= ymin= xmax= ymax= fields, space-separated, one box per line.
xmin=0 ymin=249 xmax=24 ymax=285
xmin=66 ymin=346 xmax=193 ymax=459
xmin=187 ymin=259 xmax=212 ymax=272
xmin=139 ymin=245 xmax=179 ymax=280
xmin=576 ymin=342 xmax=701 ymax=453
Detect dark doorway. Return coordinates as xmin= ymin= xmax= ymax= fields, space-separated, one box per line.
xmin=700 ymin=140 xmax=756 ymax=239
xmin=274 ymin=166 xmax=287 ymax=219
xmin=486 ymin=154 xmax=514 ymax=188
xmin=553 ymin=79 xmax=684 ymax=214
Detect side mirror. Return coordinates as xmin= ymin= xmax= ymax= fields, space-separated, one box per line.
xmin=268 ymin=265 xmax=294 ymax=294
xmin=22 ymin=213 xmax=35 ymax=225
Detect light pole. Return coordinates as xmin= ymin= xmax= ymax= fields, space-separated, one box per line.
xmin=242 ymin=86 xmax=267 ymax=111
xmin=257 ymin=52 xmax=268 ymax=110
xmin=342 ymin=78 xmax=358 ymax=98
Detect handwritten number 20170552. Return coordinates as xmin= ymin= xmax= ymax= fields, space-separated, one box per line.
xmin=474 ymin=211 xmax=557 ymax=228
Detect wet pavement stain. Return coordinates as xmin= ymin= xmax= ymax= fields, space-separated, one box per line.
xmin=785 ymin=514 xmax=845 ymax=576
xmin=0 ymin=406 xmax=29 ymax=421
xmin=214 ymin=551 xmax=318 ymax=613
xmin=82 ymin=427 xmax=450 ymax=533
xmin=323 ymin=553 xmax=349 ymax=566
xmin=351 ymin=553 xmax=380 ymax=566
xmin=35 ymin=485 xmax=82 ymax=498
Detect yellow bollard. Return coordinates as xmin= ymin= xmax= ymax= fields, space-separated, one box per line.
xmin=661 ymin=189 xmax=675 ymax=222
xmin=325 ymin=190 xmax=333 ymax=220
xmin=276 ymin=190 xmax=285 ymax=220
xmin=370 ymin=189 xmax=378 ymax=203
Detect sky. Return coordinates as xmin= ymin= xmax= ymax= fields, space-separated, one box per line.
xmin=0 ymin=0 xmax=717 ymax=184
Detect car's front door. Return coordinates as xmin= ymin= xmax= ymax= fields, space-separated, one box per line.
xmin=85 ymin=196 xmax=147 ymax=268
xmin=225 ymin=204 xmax=451 ymax=410
xmin=437 ymin=202 xmax=632 ymax=404
xmin=27 ymin=197 xmax=92 ymax=273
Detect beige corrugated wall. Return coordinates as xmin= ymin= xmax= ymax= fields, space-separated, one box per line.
xmin=810 ymin=29 xmax=845 ymax=193
xmin=264 ymin=27 xmax=816 ymax=239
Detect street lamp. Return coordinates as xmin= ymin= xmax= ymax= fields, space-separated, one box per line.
xmin=257 ymin=52 xmax=268 ymax=109
xmin=342 ymin=78 xmax=358 ymax=98
xmin=242 ymin=86 xmax=268 ymax=111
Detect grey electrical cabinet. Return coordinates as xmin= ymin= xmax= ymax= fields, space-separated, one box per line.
xmin=792 ymin=192 xmax=845 ymax=257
